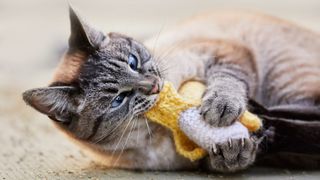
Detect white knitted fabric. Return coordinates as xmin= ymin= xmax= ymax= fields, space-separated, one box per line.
xmin=179 ymin=107 xmax=249 ymax=151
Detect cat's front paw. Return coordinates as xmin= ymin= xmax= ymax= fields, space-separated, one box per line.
xmin=200 ymin=90 xmax=246 ymax=127
xmin=209 ymin=138 xmax=257 ymax=172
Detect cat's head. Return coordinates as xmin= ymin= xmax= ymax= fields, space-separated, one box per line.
xmin=23 ymin=7 xmax=163 ymax=147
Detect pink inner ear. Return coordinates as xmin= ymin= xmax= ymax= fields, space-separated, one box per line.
xmin=51 ymin=51 xmax=87 ymax=85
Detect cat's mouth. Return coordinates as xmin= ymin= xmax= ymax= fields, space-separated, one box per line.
xmin=138 ymin=76 xmax=163 ymax=95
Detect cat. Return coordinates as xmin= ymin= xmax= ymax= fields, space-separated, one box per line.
xmin=22 ymin=7 xmax=320 ymax=172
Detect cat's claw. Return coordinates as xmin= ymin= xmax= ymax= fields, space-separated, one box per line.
xmin=211 ymin=144 xmax=218 ymax=154
xmin=228 ymin=138 xmax=232 ymax=148
xmin=208 ymin=138 xmax=257 ymax=172
xmin=241 ymin=138 xmax=245 ymax=147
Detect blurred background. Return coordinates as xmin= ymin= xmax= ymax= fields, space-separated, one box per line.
xmin=1 ymin=0 xmax=320 ymax=179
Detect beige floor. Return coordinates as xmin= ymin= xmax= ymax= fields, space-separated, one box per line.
xmin=1 ymin=0 xmax=320 ymax=179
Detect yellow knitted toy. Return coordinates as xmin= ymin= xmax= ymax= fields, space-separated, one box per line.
xmin=145 ymin=81 xmax=261 ymax=161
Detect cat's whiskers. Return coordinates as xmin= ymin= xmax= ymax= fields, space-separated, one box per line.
xmin=110 ymin=116 xmax=134 ymax=164
xmin=158 ymin=65 xmax=173 ymax=76
xmin=113 ymin=116 xmax=137 ymax=166
xmin=152 ymin=58 xmax=172 ymax=79
xmin=93 ymin=118 xmax=124 ymax=144
xmin=160 ymin=54 xmax=219 ymax=79
xmin=136 ymin=117 xmax=141 ymax=143
xmin=155 ymin=42 xmax=218 ymax=78
xmin=107 ymin=119 xmax=127 ymax=139
xmin=144 ymin=117 xmax=153 ymax=145
xmin=154 ymin=57 xmax=172 ymax=75
xmin=151 ymin=24 xmax=166 ymax=57
xmin=155 ymin=41 xmax=186 ymax=64
xmin=155 ymin=60 xmax=171 ymax=72
xmin=153 ymin=42 xmax=190 ymax=77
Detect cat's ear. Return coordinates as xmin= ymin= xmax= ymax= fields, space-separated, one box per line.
xmin=22 ymin=86 xmax=80 ymax=123
xmin=68 ymin=6 xmax=106 ymax=52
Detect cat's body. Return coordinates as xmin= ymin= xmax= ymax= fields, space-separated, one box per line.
xmin=23 ymin=9 xmax=320 ymax=172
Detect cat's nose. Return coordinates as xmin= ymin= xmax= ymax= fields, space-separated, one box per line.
xmin=150 ymin=81 xmax=160 ymax=94
xmin=137 ymin=75 xmax=161 ymax=95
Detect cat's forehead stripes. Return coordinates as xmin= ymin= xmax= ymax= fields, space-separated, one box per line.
xmin=50 ymin=33 xmax=137 ymax=87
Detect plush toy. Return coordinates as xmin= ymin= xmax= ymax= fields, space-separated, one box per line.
xmin=145 ymin=81 xmax=262 ymax=161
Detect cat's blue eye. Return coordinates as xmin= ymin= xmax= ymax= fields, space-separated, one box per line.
xmin=111 ymin=92 xmax=127 ymax=108
xmin=128 ymin=54 xmax=138 ymax=71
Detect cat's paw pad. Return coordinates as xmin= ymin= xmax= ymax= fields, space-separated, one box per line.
xmin=200 ymin=91 xmax=245 ymax=127
xmin=209 ymin=138 xmax=257 ymax=172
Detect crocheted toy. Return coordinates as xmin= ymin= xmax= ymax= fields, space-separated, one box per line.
xmin=144 ymin=81 xmax=262 ymax=161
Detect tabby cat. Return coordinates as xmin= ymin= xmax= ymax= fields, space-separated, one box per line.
xmin=23 ymin=7 xmax=320 ymax=172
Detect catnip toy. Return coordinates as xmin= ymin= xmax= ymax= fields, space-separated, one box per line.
xmin=144 ymin=81 xmax=262 ymax=161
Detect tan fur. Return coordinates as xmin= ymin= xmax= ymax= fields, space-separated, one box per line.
xmin=51 ymin=50 xmax=88 ymax=84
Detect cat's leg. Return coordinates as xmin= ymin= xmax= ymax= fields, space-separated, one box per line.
xmin=251 ymin=102 xmax=320 ymax=168
xmin=260 ymin=48 xmax=320 ymax=108
xmin=189 ymin=40 xmax=259 ymax=172
xmin=204 ymin=42 xmax=260 ymax=172
xmin=249 ymin=55 xmax=320 ymax=167
xmin=162 ymin=39 xmax=258 ymax=126
xmin=160 ymin=39 xmax=259 ymax=172
xmin=199 ymin=40 xmax=258 ymax=127
xmin=262 ymin=60 xmax=320 ymax=120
